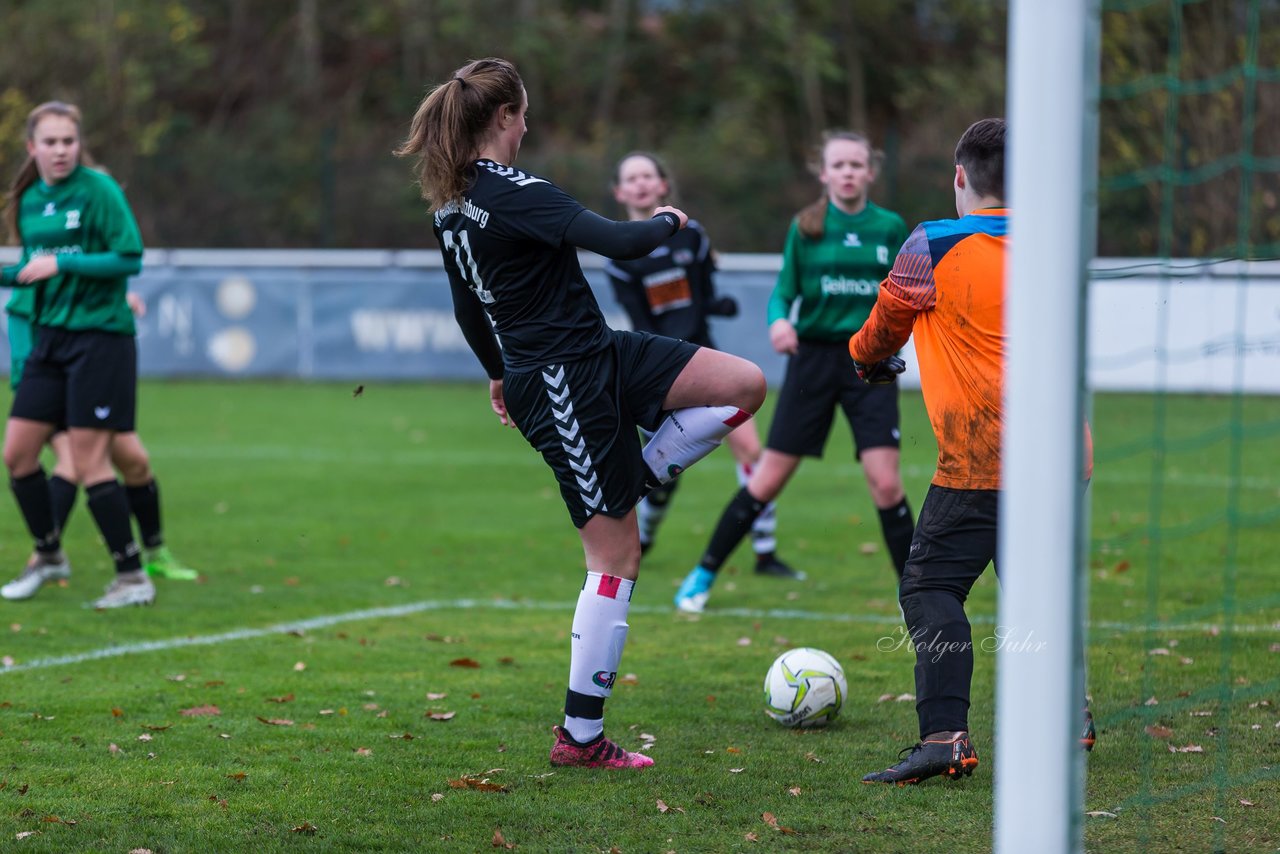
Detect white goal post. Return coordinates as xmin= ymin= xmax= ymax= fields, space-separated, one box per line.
xmin=996 ymin=1 xmax=1100 ymax=852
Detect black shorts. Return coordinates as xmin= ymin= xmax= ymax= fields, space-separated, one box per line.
xmin=11 ymin=326 xmax=137 ymax=432
xmin=899 ymin=485 xmax=1000 ymax=598
xmin=765 ymin=340 xmax=900 ymax=459
xmin=503 ymin=330 xmax=699 ymax=528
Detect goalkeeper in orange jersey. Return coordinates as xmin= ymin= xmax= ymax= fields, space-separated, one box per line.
xmin=852 ymin=119 xmax=1095 ymax=785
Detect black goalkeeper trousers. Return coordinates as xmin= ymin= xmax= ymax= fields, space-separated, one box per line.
xmin=898 ymin=485 xmax=1001 ymax=739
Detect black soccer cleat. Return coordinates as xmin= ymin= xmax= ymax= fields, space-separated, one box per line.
xmin=754 ymin=553 xmax=807 ymax=580
xmin=862 ymin=731 xmax=979 ymax=785
xmin=1081 ymin=706 xmax=1096 ymax=752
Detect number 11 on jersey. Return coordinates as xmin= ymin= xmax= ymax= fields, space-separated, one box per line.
xmin=442 ymin=228 xmax=495 ymax=304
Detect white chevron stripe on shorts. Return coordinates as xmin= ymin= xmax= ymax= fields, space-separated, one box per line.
xmin=542 ymin=365 xmax=606 ymax=514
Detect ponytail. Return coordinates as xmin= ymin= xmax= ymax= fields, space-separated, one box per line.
xmin=395 ymin=57 xmax=525 ymax=212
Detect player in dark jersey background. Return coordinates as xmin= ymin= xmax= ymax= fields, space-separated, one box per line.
xmin=0 ymin=101 xmax=155 ymax=608
xmin=674 ymin=131 xmax=916 ymax=613
xmin=605 ymin=152 xmax=796 ymax=577
xmin=396 ymin=58 xmax=767 ymax=769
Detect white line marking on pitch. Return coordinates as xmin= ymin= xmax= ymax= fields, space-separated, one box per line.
xmin=1 ymin=598 xmax=1273 ymax=676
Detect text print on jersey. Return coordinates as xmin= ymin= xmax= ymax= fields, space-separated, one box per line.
xmin=440 ymin=229 xmax=495 ymax=304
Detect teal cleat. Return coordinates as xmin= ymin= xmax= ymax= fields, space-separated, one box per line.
xmin=674 ymin=566 xmax=715 ymax=614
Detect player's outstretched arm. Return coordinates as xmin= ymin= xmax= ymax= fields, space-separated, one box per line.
xmin=564 ymin=208 xmax=683 ymax=260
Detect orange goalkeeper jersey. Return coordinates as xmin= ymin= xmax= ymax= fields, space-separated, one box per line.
xmin=850 ymin=209 xmax=1009 ymax=489
xmin=849 ymin=208 xmax=1093 ymax=489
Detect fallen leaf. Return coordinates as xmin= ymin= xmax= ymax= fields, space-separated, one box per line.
xmin=859 ymin=542 xmax=879 ymax=555
xmin=1145 ymin=725 xmax=1174 ymax=740
xmin=319 ymin=709 xmax=335 ymax=715
xmin=737 ymin=637 xmax=752 ymax=646
xmin=1085 ymin=811 xmax=1118 ymax=818
xmin=255 ymin=717 xmax=294 ymax=726
xmin=617 ymin=673 xmax=639 ymax=685
xmin=1113 ymin=560 xmax=1130 ymax=573
xmin=877 ymin=693 xmax=895 ymax=703
xmin=354 ymin=747 xmax=372 ymax=756
xmin=431 ymin=793 xmax=444 ymax=802
xmin=267 ymin=694 xmax=295 ymax=704
xmin=1148 ymin=648 xmax=1170 ymax=656
xmin=744 ymin=832 xmax=759 ymax=842
xmin=1240 ymin=799 xmax=1255 ymax=807
xmin=129 ymin=849 xmax=153 ymax=854
xmin=805 ymin=752 xmax=822 ymax=763
xmin=109 ymin=744 xmax=120 ymax=755
xmin=1 ymin=656 xmax=14 ymax=667
xmin=426 ymin=711 xmax=457 ymax=721
xmin=226 ymin=772 xmax=247 ymax=781
xmin=111 ymin=708 xmax=124 ymax=717
xmin=492 ymin=827 xmax=515 ymax=849
xmin=895 ymin=693 xmax=916 ymax=702
xmin=726 ymin=747 xmax=742 ymax=754
xmin=180 ymin=705 xmax=221 ymax=717
xmin=788 ymin=787 xmax=802 ymax=797
xmin=426 ymin=692 xmax=448 ymax=701
xmin=293 ymin=662 xmax=306 ymax=672
xmin=141 ymin=724 xmax=172 ymax=731
xmin=15 ymin=831 xmax=40 ymax=839
xmin=137 ymin=733 xmax=152 ymax=742
xmin=291 ymin=822 xmax=318 ymax=835
xmin=1144 ymin=696 xmax=1159 ymax=706
xmin=390 ymin=733 xmax=415 ymax=740
xmin=450 ymin=658 xmax=482 ymax=668
xmin=167 ymin=674 xmax=186 ymax=682
xmin=1170 ymin=744 xmax=1204 ymax=753
xmin=657 ymin=799 xmax=670 ymax=813
xmin=1189 ymin=711 xmax=1213 ymax=717
xmin=1211 ymin=816 xmax=1226 ymax=823
xmin=448 ymin=776 xmax=509 ymax=793
xmin=729 ymin=768 xmax=745 ymax=773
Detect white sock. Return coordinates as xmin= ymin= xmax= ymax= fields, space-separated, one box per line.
xmin=564 ymin=571 xmax=634 ymax=743
xmin=738 ymin=462 xmax=778 ymax=555
xmin=643 ymin=406 xmax=751 ymax=484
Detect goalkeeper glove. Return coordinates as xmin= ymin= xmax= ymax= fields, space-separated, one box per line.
xmin=852 ymin=355 xmax=906 ymax=384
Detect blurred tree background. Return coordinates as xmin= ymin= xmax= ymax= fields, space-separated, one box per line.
xmin=0 ymin=0 xmax=1274 ymax=255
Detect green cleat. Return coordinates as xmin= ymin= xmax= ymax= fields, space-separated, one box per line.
xmin=143 ymin=546 xmax=198 ymax=581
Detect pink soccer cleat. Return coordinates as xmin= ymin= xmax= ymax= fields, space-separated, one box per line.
xmin=549 ymin=726 xmax=654 ymax=769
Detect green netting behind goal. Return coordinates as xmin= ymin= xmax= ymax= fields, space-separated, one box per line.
xmin=1088 ymin=1 xmax=1280 ymax=851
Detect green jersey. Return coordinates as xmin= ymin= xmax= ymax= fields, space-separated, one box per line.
xmin=767 ymin=201 xmax=907 ymax=343
xmin=1 ymin=165 xmax=142 ymax=335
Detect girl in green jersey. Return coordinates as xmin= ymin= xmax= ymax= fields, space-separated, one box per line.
xmin=676 ymin=131 xmax=916 ymax=613
xmin=1 ymin=102 xmax=193 ymax=608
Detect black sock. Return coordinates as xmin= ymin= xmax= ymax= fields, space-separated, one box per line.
xmin=11 ymin=467 xmax=60 ymax=554
xmin=878 ymin=496 xmax=915 ymax=579
xmin=86 ymin=480 xmax=142 ymax=574
xmin=699 ymin=487 xmax=766 ymax=573
xmin=49 ymin=475 xmax=79 ymax=535
xmin=125 ymin=479 xmax=164 ymax=549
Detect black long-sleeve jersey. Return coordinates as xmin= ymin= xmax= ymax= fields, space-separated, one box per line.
xmin=433 ymin=159 xmax=677 ymax=377
xmin=603 ymin=219 xmax=719 ymax=343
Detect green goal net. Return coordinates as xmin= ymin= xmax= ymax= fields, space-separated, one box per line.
xmin=1087 ymin=0 xmax=1280 ymax=850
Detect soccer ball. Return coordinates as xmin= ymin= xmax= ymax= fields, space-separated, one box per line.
xmin=763 ymin=647 xmax=847 ymax=728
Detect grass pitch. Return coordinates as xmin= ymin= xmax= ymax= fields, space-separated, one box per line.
xmin=0 ymin=381 xmax=1276 ymax=852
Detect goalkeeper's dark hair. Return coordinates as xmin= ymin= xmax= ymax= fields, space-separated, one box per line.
xmin=796 ymin=131 xmax=883 ymax=240
xmin=395 ymin=57 xmax=524 ymax=213
xmin=954 ymin=118 xmax=1006 ymax=200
